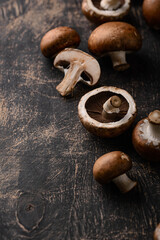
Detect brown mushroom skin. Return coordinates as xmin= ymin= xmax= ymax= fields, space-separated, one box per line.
xmin=82 ymin=0 xmax=130 ymax=24
xmin=132 ymin=118 xmax=160 ymax=162
xmin=93 ymin=151 xmax=132 ymax=184
xmin=154 ymin=224 xmax=160 ymax=240
xmin=142 ymin=0 xmax=160 ymax=30
xmin=88 ymin=22 xmax=142 ymax=57
xmin=40 ymin=27 xmax=80 ymax=58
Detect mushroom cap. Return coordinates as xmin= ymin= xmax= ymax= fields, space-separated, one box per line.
xmin=93 ymin=151 xmax=132 ymax=184
xmin=40 ymin=26 xmax=80 ymax=58
xmin=88 ymin=22 xmax=142 ymax=56
xmin=132 ymin=118 xmax=160 ymax=162
xmin=54 ymin=48 xmax=101 ymax=86
xmin=154 ymin=224 xmax=160 ymax=240
xmin=142 ymin=0 xmax=160 ymax=30
xmin=82 ymin=0 xmax=130 ymax=24
xmin=78 ymin=86 xmax=137 ymax=138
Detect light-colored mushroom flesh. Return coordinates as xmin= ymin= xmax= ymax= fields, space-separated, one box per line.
xmin=102 ymin=95 xmax=121 ymax=118
xmin=54 ymin=48 xmax=101 ymax=96
xmin=100 ymin=0 xmax=121 ymax=10
xmin=139 ymin=110 xmax=160 ymax=147
xmin=109 ymin=51 xmax=130 ymax=71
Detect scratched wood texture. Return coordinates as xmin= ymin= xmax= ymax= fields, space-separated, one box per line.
xmin=0 ymin=0 xmax=160 ymax=239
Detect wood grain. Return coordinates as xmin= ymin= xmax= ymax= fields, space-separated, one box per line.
xmin=0 ymin=0 xmax=160 ymax=239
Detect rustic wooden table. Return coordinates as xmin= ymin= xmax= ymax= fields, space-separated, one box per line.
xmin=0 ymin=0 xmax=160 ymax=239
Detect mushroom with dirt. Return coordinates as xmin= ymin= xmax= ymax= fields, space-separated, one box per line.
xmin=82 ymin=0 xmax=131 ymax=24
xmin=78 ymin=86 xmax=137 ymax=137
xmin=88 ymin=22 xmax=142 ymax=71
xmin=93 ymin=151 xmax=137 ymax=193
xmin=132 ymin=110 xmax=160 ymax=162
xmin=40 ymin=26 xmax=80 ymax=58
xmin=154 ymin=224 xmax=160 ymax=240
xmin=142 ymin=0 xmax=160 ymax=30
xmin=54 ymin=48 xmax=101 ymax=96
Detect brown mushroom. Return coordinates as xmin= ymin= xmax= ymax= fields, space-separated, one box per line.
xmin=40 ymin=26 xmax=80 ymax=58
xmin=93 ymin=151 xmax=137 ymax=193
xmin=132 ymin=110 xmax=160 ymax=162
xmin=54 ymin=48 xmax=101 ymax=96
xmin=78 ymin=86 xmax=137 ymax=137
xmin=82 ymin=0 xmax=130 ymax=24
xmin=88 ymin=22 xmax=142 ymax=71
xmin=142 ymin=0 xmax=160 ymax=30
xmin=154 ymin=224 xmax=160 ymax=240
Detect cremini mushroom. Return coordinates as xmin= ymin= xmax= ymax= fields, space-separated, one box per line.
xmin=40 ymin=26 xmax=80 ymax=58
xmin=142 ymin=0 xmax=160 ymax=30
xmin=88 ymin=22 xmax=142 ymax=71
xmin=78 ymin=86 xmax=137 ymax=137
xmin=93 ymin=151 xmax=137 ymax=193
xmin=82 ymin=0 xmax=130 ymax=24
xmin=154 ymin=224 xmax=160 ymax=240
xmin=132 ymin=110 xmax=160 ymax=162
xmin=54 ymin=48 xmax=101 ymax=96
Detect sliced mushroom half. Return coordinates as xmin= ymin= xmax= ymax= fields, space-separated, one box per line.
xmin=78 ymin=86 xmax=137 ymax=137
xmin=54 ymin=48 xmax=101 ymax=96
xmin=82 ymin=0 xmax=130 ymax=23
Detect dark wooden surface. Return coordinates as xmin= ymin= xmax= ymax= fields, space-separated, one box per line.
xmin=0 ymin=0 xmax=160 ymax=239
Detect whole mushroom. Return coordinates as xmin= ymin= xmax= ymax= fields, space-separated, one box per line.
xmin=54 ymin=48 xmax=101 ymax=96
xmin=93 ymin=151 xmax=137 ymax=193
xmin=40 ymin=26 xmax=80 ymax=58
xmin=82 ymin=0 xmax=130 ymax=24
xmin=78 ymin=86 xmax=137 ymax=137
xmin=88 ymin=22 xmax=142 ymax=71
xmin=142 ymin=0 xmax=160 ymax=30
xmin=132 ymin=110 xmax=160 ymax=162
xmin=154 ymin=224 xmax=160 ymax=240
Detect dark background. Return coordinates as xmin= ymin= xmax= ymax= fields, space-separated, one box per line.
xmin=0 ymin=0 xmax=160 ymax=239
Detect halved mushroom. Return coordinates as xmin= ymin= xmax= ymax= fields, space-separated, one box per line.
xmin=78 ymin=86 xmax=137 ymax=137
xmin=142 ymin=0 xmax=160 ymax=30
xmin=88 ymin=22 xmax=142 ymax=71
xmin=154 ymin=224 xmax=160 ymax=240
xmin=82 ymin=0 xmax=130 ymax=24
xmin=132 ymin=110 xmax=160 ymax=162
xmin=93 ymin=151 xmax=137 ymax=193
xmin=40 ymin=26 xmax=80 ymax=58
xmin=54 ymin=48 xmax=101 ymax=96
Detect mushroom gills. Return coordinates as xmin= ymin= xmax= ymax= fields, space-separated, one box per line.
xmin=85 ymin=91 xmax=129 ymax=123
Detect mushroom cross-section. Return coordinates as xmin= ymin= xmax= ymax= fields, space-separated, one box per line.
xmin=88 ymin=22 xmax=142 ymax=71
xmin=93 ymin=151 xmax=137 ymax=193
xmin=78 ymin=86 xmax=137 ymax=137
xmin=132 ymin=110 xmax=160 ymax=162
xmin=82 ymin=0 xmax=130 ymax=24
xmin=54 ymin=48 xmax=101 ymax=96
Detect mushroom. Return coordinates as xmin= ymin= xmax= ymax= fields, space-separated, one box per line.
xmin=54 ymin=48 xmax=101 ymax=96
xmin=88 ymin=22 xmax=142 ymax=71
xmin=78 ymin=86 xmax=137 ymax=137
xmin=154 ymin=224 xmax=160 ymax=240
xmin=82 ymin=0 xmax=130 ymax=24
xmin=93 ymin=151 xmax=137 ymax=193
xmin=142 ymin=0 xmax=160 ymax=30
xmin=132 ymin=110 xmax=160 ymax=162
xmin=40 ymin=26 xmax=80 ymax=58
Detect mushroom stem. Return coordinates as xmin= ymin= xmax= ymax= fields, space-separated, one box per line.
xmin=56 ymin=62 xmax=84 ymax=96
xmin=147 ymin=110 xmax=160 ymax=140
xmin=102 ymin=95 xmax=121 ymax=118
xmin=100 ymin=0 xmax=121 ymax=10
xmin=109 ymin=51 xmax=130 ymax=71
xmin=112 ymin=173 xmax=137 ymax=193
